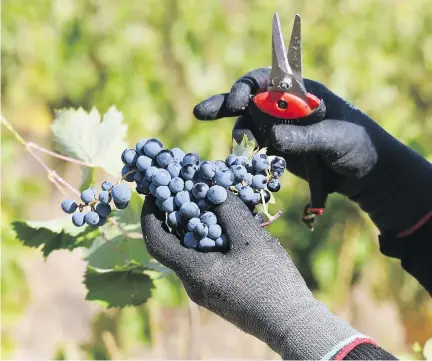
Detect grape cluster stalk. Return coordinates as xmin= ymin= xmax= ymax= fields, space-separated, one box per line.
xmin=61 ymin=138 xmax=286 ymax=252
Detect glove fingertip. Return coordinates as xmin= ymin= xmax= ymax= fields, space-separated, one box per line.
xmin=226 ymin=82 xmax=252 ymax=111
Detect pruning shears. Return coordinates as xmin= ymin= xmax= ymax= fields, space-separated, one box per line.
xmin=249 ymin=13 xmax=328 ymax=230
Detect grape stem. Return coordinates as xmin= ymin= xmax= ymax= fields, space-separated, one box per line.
xmin=259 ymin=210 xmax=283 ymax=227
xmin=117 ymin=169 xmax=138 ymax=183
xmin=1 ymin=114 xmax=82 ymax=197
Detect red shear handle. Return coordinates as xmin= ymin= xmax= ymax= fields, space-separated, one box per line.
xmin=253 ymin=91 xmax=320 ymax=119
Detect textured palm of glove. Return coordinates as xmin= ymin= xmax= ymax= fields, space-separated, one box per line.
xmin=141 ymin=193 xmax=366 ymax=360
xmin=193 ymin=68 xmax=432 ymax=236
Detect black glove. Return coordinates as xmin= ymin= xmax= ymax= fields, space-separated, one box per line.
xmin=193 ymin=67 xmax=432 ymax=237
xmin=141 ymin=193 xmax=384 ymax=360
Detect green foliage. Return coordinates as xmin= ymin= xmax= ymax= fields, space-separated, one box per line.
xmin=12 ymin=217 xmax=99 ymax=257
xmin=84 ymin=262 xmax=153 ymax=308
xmin=52 ymin=107 xmax=127 ymax=175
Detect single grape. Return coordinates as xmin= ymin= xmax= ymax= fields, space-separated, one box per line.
xmin=215 ymin=234 xmax=227 ymax=248
xmin=191 ymin=182 xmax=209 ymax=200
xmin=135 ymin=138 xmax=148 ymax=155
xmin=214 ymin=169 xmax=234 ymax=187
xmin=112 ymin=183 xmax=132 ymax=204
xmin=180 ymin=202 xmax=200 ymax=220
xmin=84 ymin=211 xmax=100 ymax=227
xmin=97 ymin=217 xmax=107 ymax=226
xmin=208 ymin=224 xmax=222 ymax=240
xmin=167 ymin=162 xmax=182 ymax=178
xmin=197 ymin=198 xmax=209 ymax=212
xmin=121 ymin=165 xmax=135 ymax=182
xmin=72 ymin=212 xmax=85 ymax=227
xmin=184 ymin=232 xmax=199 ymax=248
xmin=207 ymin=185 xmax=227 ymax=204
xmin=152 ymin=169 xmax=171 ymax=186
xmin=143 ymin=138 xmax=163 ymax=159
xmin=252 ymin=174 xmax=267 ymax=189
xmin=171 ymin=148 xmax=185 ymax=163
xmin=134 ymin=171 xmax=144 ymax=184
xmin=263 ymin=189 xmax=271 ymax=203
xmin=200 ymin=161 xmax=216 ymax=180
xmin=114 ymin=201 xmax=129 ymax=209
xmin=214 ymin=160 xmax=228 ymax=171
xmin=169 ymin=177 xmax=184 ymax=193
xmin=155 ymin=185 xmax=171 ymax=201
xmin=231 ymin=165 xmax=247 ymax=181
xmin=187 ymin=217 xmax=201 ymax=232
xmin=145 ymin=166 xmax=158 ymax=181
xmin=121 ymin=148 xmax=138 ymax=166
xmin=167 ymin=211 xmax=182 ymax=229
xmin=198 ymin=237 xmax=216 ymax=251
xmin=180 ymin=164 xmax=198 ymax=180
xmin=81 ymin=188 xmax=95 ymax=204
xmin=271 ymin=156 xmax=286 ymax=173
xmin=225 ymin=154 xmax=238 ymax=167
xmin=193 ymin=223 xmax=208 ymax=239
xmin=61 ymin=200 xmax=77 ymax=214
xmin=234 ymin=182 xmax=243 ymax=192
xmin=174 ymin=190 xmax=190 ymax=208
xmin=200 ymin=212 xmax=217 ymax=226
xmin=136 ymin=155 xmax=153 ymax=172
xmin=268 ymin=178 xmax=281 ymax=192
xmin=161 ymin=197 xmax=176 ymax=213
xmin=149 ymin=183 xmax=157 ymax=197
xmin=232 ymin=155 xmax=248 ymax=166
xmin=89 ymin=187 xmax=97 ymax=195
xmin=98 ymin=191 xmax=112 ymax=204
xmin=183 ymin=152 xmax=200 ymax=165
xmin=184 ymin=180 xmax=194 ymax=191
xmin=136 ymin=178 xmax=150 ymax=195
xmin=101 ymin=181 xmax=114 ymax=191
xmin=243 ymin=172 xmax=253 ymax=185
xmin=251 ymin=192 xmax=261 ymax=205
xmin=252 ymin=153 xmax=269 ymax=171
xmin=246 ymin=162 xmax=255 ymax=174
xmin=96 ymin=203 xmax=111 ymax=218
xmin=239 ymin=186 xmax=255 ymax=203
xmin=156 ymin=149 xmax=175 ymax=168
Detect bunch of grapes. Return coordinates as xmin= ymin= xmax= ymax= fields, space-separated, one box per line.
xmin=60 ymin=180 xmax=132 ymax=227
xmin=61 ymin=137 xmax=286 ymax=252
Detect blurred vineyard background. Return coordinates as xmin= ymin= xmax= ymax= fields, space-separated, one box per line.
xmin=2 ymin=0 xmax=432 ymax=359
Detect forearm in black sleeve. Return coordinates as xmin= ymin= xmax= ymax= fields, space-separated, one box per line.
xmin=379 ymin=214 xmax=432 ymax=294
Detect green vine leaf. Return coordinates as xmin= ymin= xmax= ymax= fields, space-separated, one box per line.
xmin=51 ymin=106 xmax=127 ymax=176
xmin=115 ymin=192 xmax=144 ymax=233
xmin=84 ymin=233 xmax=150 ymax=270
xmin=12 ymin=217 xmax=99 ymax=258
xmin=232 ymin=134 xmax=257 ymax=159
xmin=84 ymin=261 xmax=153 ymax=308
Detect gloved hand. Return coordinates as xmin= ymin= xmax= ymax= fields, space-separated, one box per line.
xmin=193 ymin=68 xmax=432 ymax=237
xmin=141 ymin=193 xmax=373 ymax=360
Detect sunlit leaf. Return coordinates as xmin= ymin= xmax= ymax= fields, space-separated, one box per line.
xmin=51 ymin=107 xmax=127 ymax=175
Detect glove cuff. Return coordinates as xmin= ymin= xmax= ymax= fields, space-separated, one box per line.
xmin=276 ymin=300 xmax=374 ymax=360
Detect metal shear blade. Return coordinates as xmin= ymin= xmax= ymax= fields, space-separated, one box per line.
xmin=270 ymin=13 xmax=308 ymax=101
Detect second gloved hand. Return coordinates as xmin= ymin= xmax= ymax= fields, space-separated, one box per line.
xmin=193 ymin=68 xmax=432 ymax=236
xmin=141 ymin=193 xmax=368 ymax=360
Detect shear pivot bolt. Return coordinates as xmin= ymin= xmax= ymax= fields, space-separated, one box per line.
xmin=280 ymin=82 xmax=289 ymax=90
xmin=277 ymin=100 xmax=288 ymax=109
